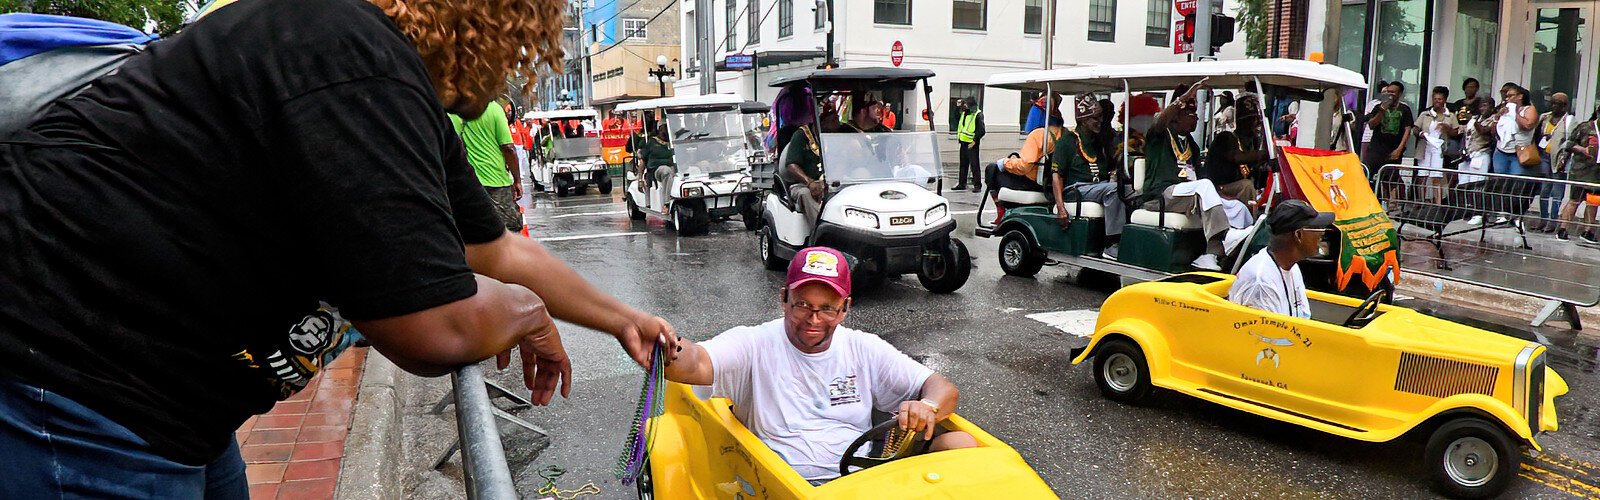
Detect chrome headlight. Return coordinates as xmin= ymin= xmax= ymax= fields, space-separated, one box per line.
xmin=843 ymin=208 xmax=880 ymax=229
xmin=682 ymin=186 xmax=705 ymax=198
xmin=925 ymin=204 xmax=948 ymax=223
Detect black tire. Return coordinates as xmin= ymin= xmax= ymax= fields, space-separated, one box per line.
xmin=673 ymin=201 xmax=709 ymax=236
xmin=1093 ymin=338 xmax=1152 ymax=403
xmin=917 ymin=239 xmax=972 ymax=293
xmin=597 ymin=176 xmax=614 ymax=195
xmin=554 ymin=175 xmax=571 ymax=197
xmin=626 ymin=195 xmax=646 ymax=221
xmin=1425 ymin=418 xmax=1518 ymax=499
xmin=741 ymin=196 xmax=763 ymax=231
xmin=998 ymin=230 xmax=1045 ymax=277
xmin=758 ymin=225 xmax=787 ymax=270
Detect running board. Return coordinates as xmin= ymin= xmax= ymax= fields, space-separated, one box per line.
xmin=1047 ymin=253 xmax=1171 ymax=283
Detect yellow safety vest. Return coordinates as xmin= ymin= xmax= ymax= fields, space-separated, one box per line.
xmin=957 ymin=111 xmax=978 ymax=143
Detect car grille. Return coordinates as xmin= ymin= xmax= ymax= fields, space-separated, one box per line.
xmin=1529 ymin=352 xmax=1545 ymax=434
xmin=1393 ymin=352 xmax=1499 ymax=398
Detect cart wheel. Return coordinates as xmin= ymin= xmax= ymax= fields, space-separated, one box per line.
xmin=741 ymin=196 xmax=763 ymax=231
xmin=1093 ymin=338 xmax=1152 ymax=403
xmin=626 ymin=195 xmax=646 ymax=221
xmin=635 ymin=456 xmax=654 ymax=500
xmin=598 ymin=176 xmax=614 ymax=195
xmin=758 ymin=225 xmax=786 ymax=270
xmin=1425 ymin=418 xmax=1517 ymax=499
xmin=673 ymin=201 xmax=708 ymax=236
xmin=554 ymin=176 xmax=571 ymax=197
xmin=999 ymin=230 xmax=1045 ymax=277
xmin=917 ymin=239 xmax=971 ymax=293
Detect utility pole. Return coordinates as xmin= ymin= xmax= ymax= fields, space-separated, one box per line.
xmin=1194 ymin=0 xmax=1213 ymax=59
xmin=1040 ymin=0 xmax=1055 ymax=69
xmin=823 ymin=0 xmax=836 ymax=68
xmin=696 ymin=0 xmax=716 ymax=94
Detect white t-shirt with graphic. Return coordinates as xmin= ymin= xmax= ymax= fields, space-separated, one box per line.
xmin=700 ymin=319 xmax=934 ymax=480
xmin=1228 ymin=249 xmax=1311 ymax=319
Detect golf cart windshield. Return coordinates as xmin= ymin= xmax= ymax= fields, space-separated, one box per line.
xmin=551 ymin=137 xmax=601 ymax=159
xmin=741 ymin=112 xmax=768 ymax=152
xmin=819 ymin=131 xmax=941 ymax=187
xmin=667 ymin=111 xmax=748 ymax=175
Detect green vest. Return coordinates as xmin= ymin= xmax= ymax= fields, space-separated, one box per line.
xmin=957 ymin=111 xmax=978 ymax=143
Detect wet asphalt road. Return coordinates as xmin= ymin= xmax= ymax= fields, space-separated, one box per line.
xmin=407 ymin=184 xmax=1600 ymax=499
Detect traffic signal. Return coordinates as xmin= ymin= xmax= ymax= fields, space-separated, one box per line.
xmin=1182 ymin=13 xmax=1196 ymax=45
xmin=1210 ymin=14 xmax=1235 ymax=50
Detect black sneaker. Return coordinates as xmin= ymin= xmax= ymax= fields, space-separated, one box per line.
xmin=1558 ymin=228 xmax=1569 ymax=240
xmin=1583 ymin=232 xmax=1598 ymax=244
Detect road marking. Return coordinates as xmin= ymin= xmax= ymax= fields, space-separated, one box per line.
xmin=537 ymin=231 xmax=647 ymax=242
xmin=1025 ymin=309 xmax=1099 ymax=337
xmin=545 ymin=210 xmax=627 ymax=219
xmin=1521 ymin=462 xmax=1600 ymax=498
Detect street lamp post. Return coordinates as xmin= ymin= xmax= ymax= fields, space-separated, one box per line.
xmin=647 ymin=55 xmax=679 ymax=97
xmin=817 ymin=0 xmax=835 ymax=68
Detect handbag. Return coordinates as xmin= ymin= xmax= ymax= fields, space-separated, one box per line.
xmin=1517 ymin=143 xmax=1541 ymax=166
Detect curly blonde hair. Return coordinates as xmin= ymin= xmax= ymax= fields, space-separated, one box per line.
xmin=371 ymin=0 xmax=566 ymax=114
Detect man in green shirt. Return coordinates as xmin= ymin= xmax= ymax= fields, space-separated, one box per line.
xmin=1053 ymin=95 xmax=1127 ymax=253
xmin=450 ymin=101 xmax=523 ymax=232
xmin=634 ymin=123 xmax=676 ymax=209
xmin=782 ymin=126 xmax=825 ymax=231
xmin=1139 ymin=79 xmax=1253 ymax=271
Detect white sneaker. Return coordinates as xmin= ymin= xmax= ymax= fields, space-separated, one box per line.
xmin=1191 ymin=254 xmax=1222 ymax=271
xmin=1493 ymin=216 xmax=1509 ymax=225
xmin=1466 ymin=215 xmax=1483 ymax=226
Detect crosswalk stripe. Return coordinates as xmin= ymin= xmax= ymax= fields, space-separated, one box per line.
xmin=1024 ymin=309 xmax=1100 ymax=337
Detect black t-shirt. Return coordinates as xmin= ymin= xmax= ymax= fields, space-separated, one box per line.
xmin=1364 ymin=103 xmax=1415 ymax=151
xmin=1203 ymin=131 xmax=1255 ymax=185
xmin=0 ymin=0 xmax=504 ymax=465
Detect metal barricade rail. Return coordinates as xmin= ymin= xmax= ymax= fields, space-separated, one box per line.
xmin=1375 ymin=164 xmax=1600 ymax=328
xmin=449 ymin=364 xmax=519 ymax=500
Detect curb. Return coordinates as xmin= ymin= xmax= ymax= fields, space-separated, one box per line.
xmin=335 ymin=351 xmax=404 ymax=500
xmin=1397 ymin=276 xmax=1597 ymax=331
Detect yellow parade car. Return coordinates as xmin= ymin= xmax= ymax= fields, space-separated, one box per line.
xmin=636 ymin=382 xmax=1058 ymax=499
xmin=1072 ymin=273 xmax=1568 ymax=498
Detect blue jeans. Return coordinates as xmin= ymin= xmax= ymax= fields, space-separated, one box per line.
xmin=1491 ymin=149 xmax=1541 ymax=176
xmin=1539 ymin=153 xmax=1563 ymax=221
xmin=0 ymin=377 xmax=248 ymax=499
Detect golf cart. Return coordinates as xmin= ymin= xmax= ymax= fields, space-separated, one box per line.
xmin=758 ymin=68 xmax=970 ymax=293
xmin=974 ymin=59 xmax=1397 ymax=297
xmin=526 ymin=109 xmax=610 ymax=197
xmin=616 ymin=94 xmax=767 ymax=236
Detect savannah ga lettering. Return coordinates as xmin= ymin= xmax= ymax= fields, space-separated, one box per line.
xmin=1241 ymin=373 xmax=1290 ymax=389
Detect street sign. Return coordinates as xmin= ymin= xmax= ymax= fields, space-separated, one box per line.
xmin=1175 ymin=0 xmax=1196 ymax=16
xmin=1173 ymin=19 xmax=1193 ymax=54
xmin=719 ymin=54 xmax=754 ymax=70
xmin=890 ymin=41 xmax=904 ymax=67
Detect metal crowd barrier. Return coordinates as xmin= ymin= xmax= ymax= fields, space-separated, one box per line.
xmin=449 ymin=364 xmax=518 ymax=499
xmin=1375 ymin=164 xmax=1600 ymax=328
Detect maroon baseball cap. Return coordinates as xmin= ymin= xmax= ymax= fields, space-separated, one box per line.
xmin=787 ymin=246 xmax=852 ymax=297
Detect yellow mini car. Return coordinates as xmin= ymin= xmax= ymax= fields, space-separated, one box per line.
xmin=637 ymin=382 xmax=1058 ymax=499
xmin=1072 ymin=273 xmax=1569 ymax=499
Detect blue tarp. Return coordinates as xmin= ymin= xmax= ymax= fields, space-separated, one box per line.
xmin=0 ymin=13 xmax=157 ymax=67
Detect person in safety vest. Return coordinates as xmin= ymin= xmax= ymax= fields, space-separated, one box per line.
xmin=954 ymin=97 xmax=985 ymax=192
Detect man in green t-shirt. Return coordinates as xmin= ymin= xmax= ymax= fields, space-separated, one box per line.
xmin=1139 ymin=79 xmax=1254 ymax=271
xmin=781 ymin=126 xmax=825 ymax=231
xmin=1053 ymin=95 xmax=1127 ymax=253
xmin=450 ymin=101 xmax=523 ymax=232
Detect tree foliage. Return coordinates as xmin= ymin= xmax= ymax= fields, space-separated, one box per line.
xmin=1 ymin=0 xmax=190 ymax=36
xmin=1234 ymin=0 xmax=1270 ymax=58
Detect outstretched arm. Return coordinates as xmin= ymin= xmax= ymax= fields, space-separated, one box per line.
xmin=662 ymin=338 xmax=713 ymax=385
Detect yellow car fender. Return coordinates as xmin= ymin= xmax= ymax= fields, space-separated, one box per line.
xmin=1071 ymin=317 xmax=1172 ymax=381
xmin=1412 ymin=394 xmax=1540 ymax=450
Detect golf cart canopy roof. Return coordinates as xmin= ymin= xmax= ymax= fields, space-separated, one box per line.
xmin=615 ymin=94 xmax=754 ymax=112
xmin=769 ymin=67 xmax=936 ymax=89
xmin=740 ymin=101 xmax=770 ymax=113
xmin=524 ymin=109 xmax=598 ymax=120
xmin=984 ymin=59 xmax=1366 ymax=95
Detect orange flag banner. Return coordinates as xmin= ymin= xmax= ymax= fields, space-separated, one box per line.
xmin=1280 ymin=147 xmax=1400 ymax=291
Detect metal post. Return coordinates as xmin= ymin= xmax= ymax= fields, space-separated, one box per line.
xmin=1195 ymin=0 xmax=1213 ymax=58
xmin=584 ymin=22 xmax=596 ymax=107
xmin=451 ymin=364 xmax=518 ymax=500
xmin=825 ymin=0 xmax=836 ymax=67
xmin=697 ymin=0 xmax=716 ymax=94
xmin=1041 ymin=0 xmax=1055 ymax=69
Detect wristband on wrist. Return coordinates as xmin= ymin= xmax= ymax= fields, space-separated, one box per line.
xmin=918 ymin=399 xmax=940 ymax=414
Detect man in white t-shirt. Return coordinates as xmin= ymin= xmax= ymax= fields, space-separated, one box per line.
xmin=1229 ymin=200 xmax=1334 ymax=319
xmin=661 ymin=246 xmax=976 ymax=481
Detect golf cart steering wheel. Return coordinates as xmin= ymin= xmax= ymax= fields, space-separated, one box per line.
xmin=1342 ymin=287 xmax=1392 ymax=329
xmin=838 ymin=420 xmax=923 ymax=477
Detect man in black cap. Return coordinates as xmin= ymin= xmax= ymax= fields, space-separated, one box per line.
xmin=1228 ymin=200 xmax=1334 ymax=319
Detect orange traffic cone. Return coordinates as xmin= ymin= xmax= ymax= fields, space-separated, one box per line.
xmin=518 ymin=206 xmax=531 ymax=238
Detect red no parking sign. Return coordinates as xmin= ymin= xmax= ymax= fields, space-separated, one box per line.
xmin=891 ymin=41 xmax=904 ymax=67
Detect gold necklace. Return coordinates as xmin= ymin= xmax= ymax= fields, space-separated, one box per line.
xmin=1168 ymin=128 xmax=1192 ymax=162
xmin=1071 ymin=130 xmax=1098 ymax=164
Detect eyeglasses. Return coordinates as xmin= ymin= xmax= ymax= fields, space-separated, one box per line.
xmin=787 ymin=299 xmax=845 ymax=321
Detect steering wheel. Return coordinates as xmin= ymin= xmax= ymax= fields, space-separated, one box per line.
xmin=837 ymin=420 xmax=923 ymax=477
xmin=1341 ymin=287 xmax=1392 ymax=329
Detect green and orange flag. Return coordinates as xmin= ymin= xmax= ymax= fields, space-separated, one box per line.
xmin=1280 ymin=147 xmax=1400 ymax=291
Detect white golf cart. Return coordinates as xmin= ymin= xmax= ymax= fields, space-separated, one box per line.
xmin=758 ymin=68 xmax=970 ymax=293
xmin=616 ymin=94 xmax=768 ymax=236
xmin=526 ymin=109 xmax=610 ymax=197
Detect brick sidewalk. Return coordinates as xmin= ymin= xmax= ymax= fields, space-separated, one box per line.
xmin=236 ymin=348 xmax=367 ymax=499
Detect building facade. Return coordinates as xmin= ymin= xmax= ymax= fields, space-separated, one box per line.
xmin=674 ymin=0 xmax=1248 ymax=132
xmin=1320 ymin=0 xmax=1597 ymax=118
xmin=539 ymin=0 xmax=684 ymax=111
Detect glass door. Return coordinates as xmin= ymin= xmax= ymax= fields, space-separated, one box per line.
xmin=1523 ymin=2 xmax=1599 ymax=115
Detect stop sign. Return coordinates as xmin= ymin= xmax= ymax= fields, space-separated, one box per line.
xmin=890 ymin=41 xmax=904 ymax=67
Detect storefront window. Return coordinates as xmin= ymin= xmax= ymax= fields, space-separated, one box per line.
xmin=1448 ymin=0 xmax=1498 ymax=99
xmin=1528 ymin=7 xmax=1589 ymax=108
xmin=1373 ymin=0 xmax=1427 ymax=106
xmin=1334 ymin=2 xmax=1366 ymax=74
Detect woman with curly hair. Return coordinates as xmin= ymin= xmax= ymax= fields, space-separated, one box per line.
xmin=0 ymin=0 xmax=681 ymax=496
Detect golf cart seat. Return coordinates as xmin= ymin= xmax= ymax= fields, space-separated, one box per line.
xmin=997 ymin=188 xmax=1050 ymax=206
xmin=1130 ymin=208 xmax=1200 ymax=230
xmin=1060 ymin=201 xmax=1104 ymax=218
